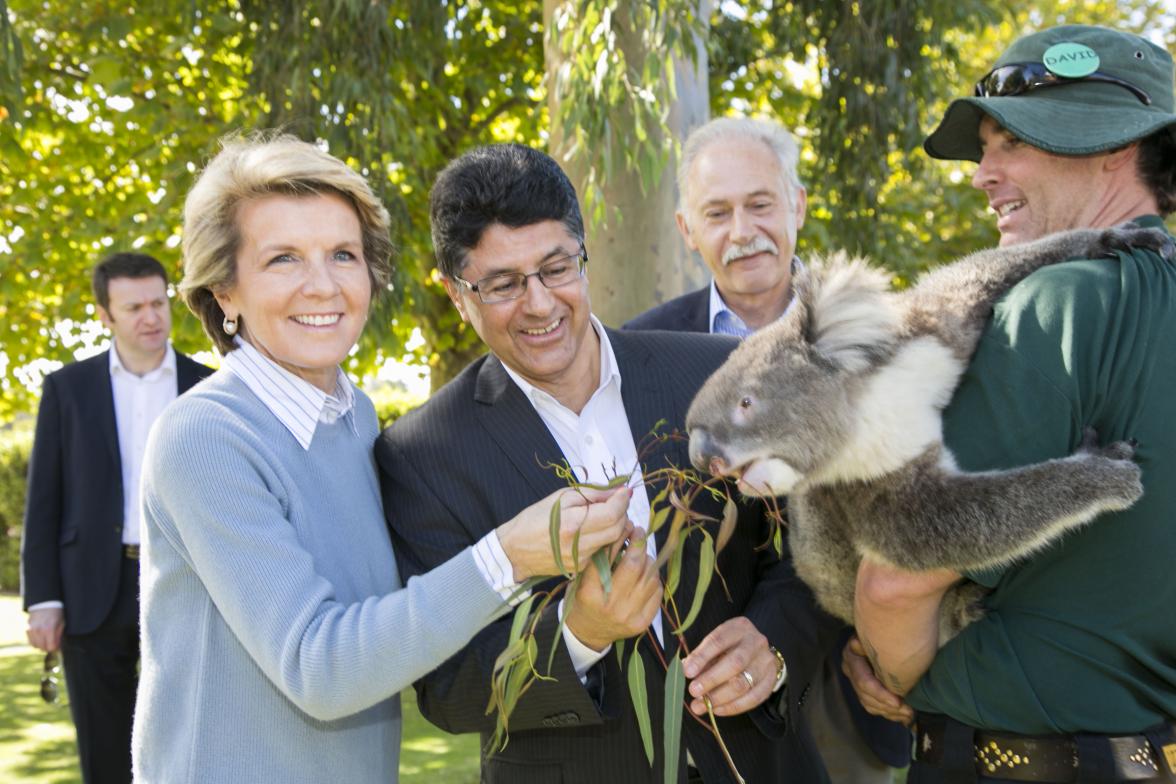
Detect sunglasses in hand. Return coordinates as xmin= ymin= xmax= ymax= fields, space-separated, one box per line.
xmin=40 ymin=651 xmax=61 ymax=705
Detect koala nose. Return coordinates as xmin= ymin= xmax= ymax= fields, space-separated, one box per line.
xmin=689 ymin=428 xmax=728 ymax=476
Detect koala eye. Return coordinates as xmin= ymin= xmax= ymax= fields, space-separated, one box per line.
xmin=739 ymin=396 xmax=753 ymax=410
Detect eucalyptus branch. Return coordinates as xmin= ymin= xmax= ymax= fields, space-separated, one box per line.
xmin=488 ymin=424 xmax=784 ymax=782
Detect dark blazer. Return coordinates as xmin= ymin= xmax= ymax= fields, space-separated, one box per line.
xmin=21 ymin=350 xmax=212 ymax=635
xmin=625 ymin=295 xmax=914 ymax=768
xmin=377 ymin=328 xmax=840 ymax=784
xmin=623 ymin=286 xmax=710 ymax=333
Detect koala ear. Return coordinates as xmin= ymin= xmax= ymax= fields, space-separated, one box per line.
xmin=803 ymin=253 xmax=898 ymax=372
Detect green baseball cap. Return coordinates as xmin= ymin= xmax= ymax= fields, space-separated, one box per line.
xmin=925 ymin=24 xmax=1176 ymax=162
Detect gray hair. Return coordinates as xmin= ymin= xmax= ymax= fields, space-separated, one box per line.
xmin=677 ymin=117 xmax=804 ymax=213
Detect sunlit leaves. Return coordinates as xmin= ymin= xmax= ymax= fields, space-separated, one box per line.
xmin=546 ymin=0 xmax=704 ymax=226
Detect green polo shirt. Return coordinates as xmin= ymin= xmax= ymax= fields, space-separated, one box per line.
xmin=908 ymin=215 xmax=1176 ymax=734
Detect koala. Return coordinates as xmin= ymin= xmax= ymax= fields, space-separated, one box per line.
xmin=686 ymin=224 xmax=1172 ymax=641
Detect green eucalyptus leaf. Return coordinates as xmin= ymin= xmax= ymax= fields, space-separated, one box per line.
xmin=663 ymin=654 xmax=685 ymax=784
xmin=716 ymin=497 xmax=737 ymax=555
xmin=592 ymin=546 xmax=613 ymax=595
xmin=550 ymin=496 xmax=567 ymax=577
xmin=627 ymin=647 xmax=655 ymax=766
xmin=673 ymin=532 xmax=713 ymax=635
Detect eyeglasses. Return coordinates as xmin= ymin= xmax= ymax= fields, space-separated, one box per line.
xmin=454 ymin=249 xmax=588 ymax=304
xmin=40 ymin=651 xmax=60 ymax=704
xmin=974 ymin=62 xmax=1152 ymax=106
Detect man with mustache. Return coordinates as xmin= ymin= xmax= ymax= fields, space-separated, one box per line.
xmin=625 ymin=117 xmax=805 ymax=338
xmin=627 ymin=117 xmax=910 ymax=783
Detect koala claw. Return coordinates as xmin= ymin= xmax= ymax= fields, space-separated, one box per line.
xmin=1079 ymin=425 xmax=1101 ymax=450
xmin=1078 ymin=427 xmax=1136 ymax=462
xmin=1100 ymin=222 xmax=1175 ymax=261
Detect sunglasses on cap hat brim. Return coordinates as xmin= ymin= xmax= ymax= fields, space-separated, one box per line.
xmin=974 ymin=61 xmax=1152 ymax=106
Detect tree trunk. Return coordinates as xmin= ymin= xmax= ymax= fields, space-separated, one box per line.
xmin=544 ymin=0 xmax=712 ymax=328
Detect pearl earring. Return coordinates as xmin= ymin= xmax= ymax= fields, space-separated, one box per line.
xmin=222 ymin=316 xmax=238 ymax=336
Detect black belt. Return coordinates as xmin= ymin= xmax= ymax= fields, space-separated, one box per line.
xmin=123 ymin=544 xmax=140 ymax=560
xmin=914 ymin=713 xmax=1176 ymax=782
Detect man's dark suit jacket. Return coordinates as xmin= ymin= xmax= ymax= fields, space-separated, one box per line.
xmin=377 ymin=328 xmax=840 ymax=784
xmin=623 ymin=286 xmax=710 ymax=333
xmin=21 ymin=350 xmax=212 ymax=634
xmin=625 ymin=293 xmax=914 ymax=769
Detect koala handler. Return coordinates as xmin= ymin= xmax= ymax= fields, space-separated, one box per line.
xmin=848 ymin=24 xmax=1176 ymax=784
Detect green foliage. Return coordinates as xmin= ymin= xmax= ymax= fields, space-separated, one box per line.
xmin=367 ymin=383 xmax=426 ymax=430
xmin=2 ymin=0 xmax=1172 ymax=420
xmin=0 ymin=422 xmax=31 ymax=593
xmin=547 ymin=0 xmax=704 ymax=226
xmin=0 ymin=0 xmax=253 ymax=417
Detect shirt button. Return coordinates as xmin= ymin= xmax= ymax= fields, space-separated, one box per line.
xmin=584 ymin=435 xmax=594 ymax=445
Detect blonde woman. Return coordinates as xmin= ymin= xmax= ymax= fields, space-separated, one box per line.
xmin=132 ymin=135 xmax=630 ymax=783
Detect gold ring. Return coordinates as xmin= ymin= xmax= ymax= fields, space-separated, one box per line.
xmin=741 ymin=670 xmax=755 ymax=689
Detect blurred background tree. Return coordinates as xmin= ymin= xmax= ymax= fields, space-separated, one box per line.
xmin=0 ymin=0 xmax=1172 ymax=418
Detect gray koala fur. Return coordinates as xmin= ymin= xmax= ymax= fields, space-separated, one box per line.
xmin=686 ymin=224 xmax=1172 ymax=641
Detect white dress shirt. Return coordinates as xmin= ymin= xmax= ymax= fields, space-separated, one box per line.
xmin=28 ymin=344 xmax=179 ymax=614
xmin=111 ymin=344 xmax=178 ymax=546
xmin=501 ymin=316 xmax=662 ymax=679
xmin=223 ymin=339 xmax=521 ymax=604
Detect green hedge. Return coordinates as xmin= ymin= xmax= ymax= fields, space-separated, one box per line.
xmin=0 ymin=385 xmax=424 ymax=597
xmin=0 ymin=424 xmax=31 ymax=593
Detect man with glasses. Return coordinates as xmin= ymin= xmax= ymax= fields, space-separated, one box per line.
xmin=843 ymin=24 xmax=1176 ymax=783
xmin=376 ymin=143 xmax=839 ymax=783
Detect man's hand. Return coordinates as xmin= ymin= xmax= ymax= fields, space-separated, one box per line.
xmin=854 ymin=557 xmax=960 ymax=697
xmin=842 ymin=635 xmax=914 ymax=725
xmin=565 ymin=531 xmax=661 ymax=652
xmin=499 ymin=486 xmax=633 ymax=581
xmin=681 ymin=616 xmax=776 ymax=717
xmin=27 ymin=607 xmax=64 ymax=653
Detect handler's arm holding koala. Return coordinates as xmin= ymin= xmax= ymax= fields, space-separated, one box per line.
xmin=847 ymin=564 xmax=960 ymax=724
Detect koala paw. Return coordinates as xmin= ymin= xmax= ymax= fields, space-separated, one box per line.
xmin=1075 ymin=427 xmax=1143 ymax=508
xmin=1098 ymin=222 xmax=1176 ymax=261
xmin=938 ymin=582 xmax=989 ymax=645
xmin=1078 ymin=426 xmax=1137 ymax=462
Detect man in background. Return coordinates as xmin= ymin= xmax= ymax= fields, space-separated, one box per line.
xmin=21 ymin=252 xmax=212 ymax=784
xmin=627 ymin=116 xmax=910 ymax=783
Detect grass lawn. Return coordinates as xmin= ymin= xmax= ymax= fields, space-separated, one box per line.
xmin=0 ymin=593 xmax=480 ymax=783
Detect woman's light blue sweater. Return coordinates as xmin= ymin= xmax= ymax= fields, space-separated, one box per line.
xmin=132 ymin=370 xmax=507 ymax=783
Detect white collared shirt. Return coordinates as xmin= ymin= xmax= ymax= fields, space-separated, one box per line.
xmin=222 ymin=338 xmax=358 ymax=450
xmin=223 ymin=338 xmax=521 ymax=605
xmin=111 ymin=343 xmax=178 ymax=546
xmin=501 ymin=316 xmax=662 ymax=679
